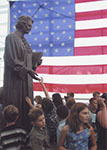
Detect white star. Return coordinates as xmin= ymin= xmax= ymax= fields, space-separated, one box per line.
xmin=56 ymin=13 xmax=60 ymax=17
xmin=50 ymin=43 xmax=53 ymax=47
xmin=62 ymin=6 xmax=65 ymax=10
xmin=34 ymin=37 xmax=38 ymax=41
xmin=28 ymin=9 xmax=31 ymax=13
xmin=39 ymin=44 xmax=42 ymax=47
xmin=67 ymin=48 xmax=71 ymax=52
xmin=33 ymin=49 xmax=36 ymax=52
xmin=61 ymin=43 xmax=65 ymax=46
xmin=68 ymin=0 xmax=71 ymax=4
xmin=40 ymin=32 xmax=43 ymax=36
xmin=18 ymin=10 xmax=21 ymax=13
xmin=40 ymin=21 xmax=43 ymax=24
xmin=44 ymin=49 xmax=47 ymax=53
xmin=22 ymin=4 xmax=26 ymax=7
xmin=34 ymin=26 xmax=38 ymax=30
xmin=68 ymin=24 xmax=72 ymax=28
xmin=55 ymin=1 xmax=59 ymax=5
xmin=56 ymin=25 xmax=60 ymax=29
xmin=62 ymin=31 xmax=66 ymax=34
xmin=34 ymin=15 xmax=37 ymax=18
xmin=13 ymin=26 xmax=15 ymax=29
xmin=62 ymin=19 xmax=66 ymax=23
xmin=33 ymin=3 xmax=36 ymax=6
xmin=45 ymin=14 xmax=48 ymax=17
xmin=13 ymin=15 xmax=17 ymax=18
xmin=51 ymin=20 xmax=55 ymax=24
xmin=68 ymin=12 xmax=72 ymax=15
xmin=55 ymin=49 xmax=59 ymax=52
xmin=50 ymin=7 xmax=54 ymax=10
xmin=68 ymin=36 xmax=72 ymax=40
xmin=56 ymin=37 xmax=60 ymax=40
xmin=45 ymin=26 xmax=49 ymax=29
xmin=13 ymin=5 xmax=16 ymax=8
xmin=45 ymin=37 xmax=49 ymax=41
xmin=44 ymin=2 xmax=48 ymax=6
xmin=51 ymin=32 xmax=54 ymax=35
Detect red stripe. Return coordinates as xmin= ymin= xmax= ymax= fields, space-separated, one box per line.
xmin=74 ymin=46 xmax=107 ymax=56
xmin=76 ymin=10 xmax=107 ymax=21
xmin=75 ymin=0 xmax=102 ymax=3
xmin=34 ymin=83 xmax=107 ymax=94
xmin=36 ymin=65 xmax=107 ymax=75
xmin=75 ymin=28 xmax=107 ymax=38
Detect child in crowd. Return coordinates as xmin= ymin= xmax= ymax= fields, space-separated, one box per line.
xmin=56 ymin=105 xmax=69 ymax=145
xmin=28 ymin=108 xmax=50 ymax=150
xmin=0 ymin=105 xmax=28 ymax=150
xmin=58 ymin=103 xmax=97 ymax=150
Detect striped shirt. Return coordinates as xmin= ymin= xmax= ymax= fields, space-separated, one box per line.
xmin=0 ymin=124 xmax=27 ymax=150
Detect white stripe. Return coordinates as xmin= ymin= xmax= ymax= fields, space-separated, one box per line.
xmin=76 ymin=18 xmax=107 ymax=30
xmin=75 ymin=36 xmax=107 ymax=47
xmin=76 ymin=1 xmax=107 ymax=12
xmin=42 ymin=55 xmax=107 ymax=66
xmin=34 ymin=74 xmax=107 ymax=84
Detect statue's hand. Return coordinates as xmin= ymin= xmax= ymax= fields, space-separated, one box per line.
xmin=28 ymin=69 xmax=40 ymax=80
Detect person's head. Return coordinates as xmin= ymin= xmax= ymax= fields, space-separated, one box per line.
xmin=67 ymin=92 xmax=74 ymax=98
xmin=101 ymin=93 xmax=107 ymax=105
xmin=52 ymin=93 xmax=63 ymax=108
xmin=15 ymin=15 xmax=33 ymax=34
xmin=69 ymin=103 xmax=89 ymax=133
xmin=3 ymin=105 xmax=19 ymax=124
xmin=28 ymin=108 xmax=45 ymax=129
xmin=89 ymin=98 xmax=98 ymax=112
xmin=93 ymin=91 xmax=100 ymax=99
xmin=57 ymin=105 xmax=69 ymax=121
xmin=66 ymin=97 xmax=76 ymax=110
xmin=42 ymin=98 xmax=54 ymax=114
xmin=35 ymin=95 xmax=42 ymax=104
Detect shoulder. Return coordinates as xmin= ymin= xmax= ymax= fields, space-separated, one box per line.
xmin=62 ymin=125 xmax=69 ymax=134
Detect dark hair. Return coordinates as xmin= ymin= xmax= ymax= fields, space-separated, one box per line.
xmin=69 ymin=103 xmax=89 ymax=133
xmin=89 ymin=97 xmax=97 ymax=104
xmin=66 ymin=97 xmax=76 ymax=109
xmin=67 ymin=92 xmax=74 ymax=98
xmin=3 ymin=105 xmax=19 ymax=123
xmin=101 ymin=93 xmax=107 ymax=104
xmin=52 ymin=93 xmax=63 ymax=108
xmin=35 ymin=95 xmax=42 ymax=104
xmin=15 ymin=15 xmax=33 ymax=30
xmin=93 ymin=91 xmax=100 ymax=97
xmin=28 ymin=108 xmax=43 ymax=122
xmin=57 ymin=105 xmax=68 ymax=120
xmin=42 ymin=98 xmax=54 ymax=114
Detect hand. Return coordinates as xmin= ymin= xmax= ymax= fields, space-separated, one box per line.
xmin=28 ymin=69 xmax=40 ymax=80
xmin=25 ymin=96 xmax=32 ymax=105
xmin=97 ymin=98 xmax=106 ymax=108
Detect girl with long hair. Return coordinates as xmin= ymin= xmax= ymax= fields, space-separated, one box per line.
xmin=58 ymin=103 xmax=97 ymax=150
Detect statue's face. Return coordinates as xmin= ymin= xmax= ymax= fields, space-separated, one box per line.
xmin=23 ymin=20 xmax=33 ymax=34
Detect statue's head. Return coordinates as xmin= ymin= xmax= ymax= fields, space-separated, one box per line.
xmin=15 ymin=15 xmax=33 ymax=34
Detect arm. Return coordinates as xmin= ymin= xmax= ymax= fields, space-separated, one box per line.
xmin=39 ymin=77 xmax=50 ymax=99
xmin=97 ymin=98 xmax=107 ymax=128
xmin=89 ymin=126 xmax=97 ymax=150
xmin=58 ymin=125 xmax=68 ymax=150
xmin=25 ymin=96 xmax=35 ymax=109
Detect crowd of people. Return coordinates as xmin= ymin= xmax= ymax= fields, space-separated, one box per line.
xmin=0 ymin=15 xmax=107 ymax=150
xmin=0 ymin=77 xmax=107 ymax=150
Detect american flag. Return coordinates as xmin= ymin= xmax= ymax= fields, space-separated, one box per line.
xmin=10 ymin=0 xmax=107 ymax=99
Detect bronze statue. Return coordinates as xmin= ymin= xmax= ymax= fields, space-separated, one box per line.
xmin=3 ymin=15 xmax=42 ymax=131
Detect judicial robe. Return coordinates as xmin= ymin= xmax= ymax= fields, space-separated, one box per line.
xmin=3 ymin=30 xmax=41 ymax=131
